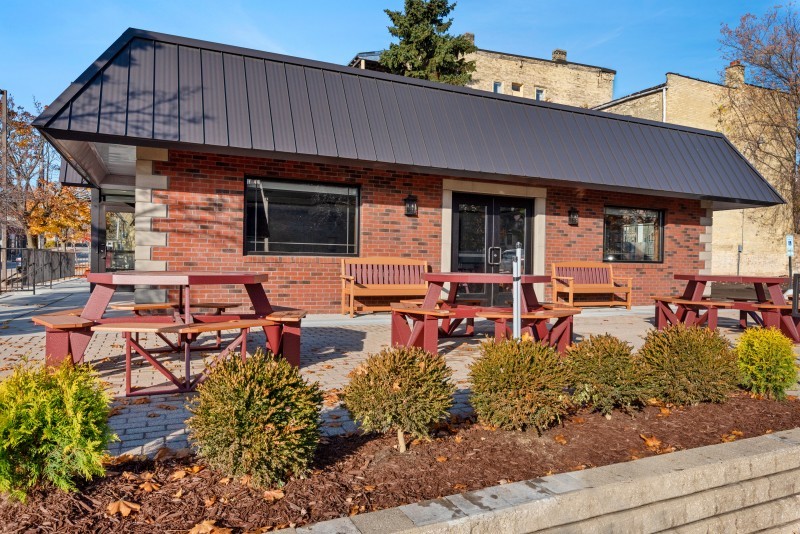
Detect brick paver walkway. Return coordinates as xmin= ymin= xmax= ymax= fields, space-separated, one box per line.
xmin=1 ymin=278 xmax=798 ymax=457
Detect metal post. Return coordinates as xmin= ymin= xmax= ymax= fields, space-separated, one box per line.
xmin=512 ymin=241 xmax=523 ymax=339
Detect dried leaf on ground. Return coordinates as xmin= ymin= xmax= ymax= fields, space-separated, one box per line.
xmin=154 ymin=447 xmax=175 ymax=461
xmin=186 ymin=465 xmax=205 ymax=474
xmin=658 ymin=408 xmax=671 ymax=417
xmin=189 ymin=519 xmax=232 ymax=534
xmin=132 ymin=398 xmax=150 ymax=405
xmin=106 ymin=499 xmax=140 ymax=517
xmin=263 ymin=489 xmax=285 ymax=502
xmin=156 ymin=403 xmax=178 ymax=410
xmin=640 ymin=434 xmax=662 ymax=450
xmin=170 ymin=469 xmax=187 ymax=480
xmin=571 ymin=417 xmax=586 ymax=424
xmin=435 ymin=456 xmax=448 ymax=463
xmin=554 ymin=434 xmax=568 ymax=445
xmin=453 ymin=483 xmax=467 ymax=491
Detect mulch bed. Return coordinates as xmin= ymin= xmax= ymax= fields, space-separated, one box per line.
xmin=3 ymin=393 xmax=800 ymax=533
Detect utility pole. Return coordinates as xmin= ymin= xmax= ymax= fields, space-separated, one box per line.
xmin=1 ymin=89 xmax=7 ymax=289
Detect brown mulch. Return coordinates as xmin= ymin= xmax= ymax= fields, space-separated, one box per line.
xmin=3 ymin=393 xmax=800 ymax=533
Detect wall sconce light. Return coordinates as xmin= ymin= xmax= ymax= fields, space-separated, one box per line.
xmin=404 ymin=194 xmax=418 ymax=217
xmin=568 ymin=207 xmax=579 ymax=226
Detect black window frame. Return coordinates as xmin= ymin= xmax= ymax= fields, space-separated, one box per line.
xmin=243 ymin=176 xmax=361 ymax=257
xmin=601 ymin=205 xmax=665 ymax=264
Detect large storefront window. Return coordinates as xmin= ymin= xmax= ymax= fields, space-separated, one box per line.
xmin=603 ymin=207 xmax=663 ymax=262
xmin=245 ymin=178 xmax=359 ymax=255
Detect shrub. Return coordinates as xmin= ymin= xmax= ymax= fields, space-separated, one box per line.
xmin=568 ymin=334 xmax=646 ymax=415
xmin=0 ymin=361 xmax=114 ymax=501
xmin=187 ymin=350 xmax=322 ymax=489
xmin=737 ymin=327 xmax=797 ymax=400
xmin=469 ymin=339 xmax=571 ymax=433
xmin=638 ymin=325 xmax=739 ymax=406
xmin=343 ymin=346 xmax=454 ymax=453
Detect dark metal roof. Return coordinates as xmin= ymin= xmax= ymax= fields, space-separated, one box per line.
xmin=58 ymin=157 xmax=86 ymax=186
xmin=36 ymin=28 xmax=784 ymax=208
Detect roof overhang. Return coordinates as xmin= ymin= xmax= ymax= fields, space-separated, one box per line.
xmin=38 ymin=28 xmax=786 ymax=210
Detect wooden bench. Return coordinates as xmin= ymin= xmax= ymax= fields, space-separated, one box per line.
xmin=476 ymin=307 xmax=581 ymax=353
xmin=653 ymin=296 xmax=733 ymax=330
xmin=32 ymin=314 xmax=96 ymax=366
xmin=552 ymin=262 xmax=632 ymax=309
xmin=341 ymin=257 xmax=428 ymax=317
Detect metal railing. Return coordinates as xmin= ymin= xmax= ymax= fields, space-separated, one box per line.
xmin=0 ymin=248 xmax=88 ymax=294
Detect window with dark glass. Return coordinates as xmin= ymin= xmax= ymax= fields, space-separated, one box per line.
xmin=245 ymin=178 xmax=359 ymax=255
xmin=602 ymin=207 xmax=663 ymax=262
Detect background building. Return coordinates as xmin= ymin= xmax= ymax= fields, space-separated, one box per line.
xmin=595 ymin=67 xmax=791 ymax=276
xmin=349 ymin=33 xmax=616 ymax=108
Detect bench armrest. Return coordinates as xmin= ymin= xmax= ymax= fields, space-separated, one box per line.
xmin=612 ymin=277 xmax=632 ymax=287
xmin=552 ymin=276 xmax=574 ymax=287
xmin=340 ymin=275 xmax=355 ymax=281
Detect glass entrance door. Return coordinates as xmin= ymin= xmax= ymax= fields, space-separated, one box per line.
xmin=451 ymin=194 xmax=533 ymax=306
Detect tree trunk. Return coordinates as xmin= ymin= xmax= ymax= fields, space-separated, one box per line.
xmin=397 ymin=428 xmax=407 ymax=453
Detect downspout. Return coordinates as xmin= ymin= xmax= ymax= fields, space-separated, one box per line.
xmin=662 ymin=86 xmax=667 ymax=122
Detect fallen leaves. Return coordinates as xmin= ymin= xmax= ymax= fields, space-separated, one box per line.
xmin=553 ymin=434 xmax=568 ymax=445
xmin=323 ymin=389 xmax=342 ymax=407
xmin=263 ymin=489 xmax=285 ymax=502
xmin=106 ymin=499 xmax=140 ymax=517
xmin=138 ymin=472 xmax=160 ymax=492
xmin=640 ymin=434 xmax=662 ymax=450
xmin=170 ymin=469 xmax=187 ymax=480
xmin=156 ymin=403 xmax=178 ymax=410
xmin=435 ymin=456 xmax=448 ymax=463
xmin=721 ymin=429 xmax=744 ymax=442
xmin=189 ymin=519 xmax=232 ymax=534
xmin=658 ymin=407 xmax=671 ymax=417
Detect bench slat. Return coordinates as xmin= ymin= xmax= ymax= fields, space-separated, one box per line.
xmin=33 ymin=315 xmax=95 ymax=330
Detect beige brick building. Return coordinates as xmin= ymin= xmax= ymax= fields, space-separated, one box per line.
xmin=348 ymin=35 xmax=616 ymax=108
xmin=596 ymin=70 xmax=791 ymax=276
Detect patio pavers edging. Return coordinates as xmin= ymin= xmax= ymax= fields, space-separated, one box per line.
xmin=280 ymin=428 xmax=800 ymax=533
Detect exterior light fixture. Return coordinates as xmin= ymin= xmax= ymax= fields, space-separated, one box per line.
xmin=568 ymin=207 xmax=579 ymax=226
xmin=404 ymin=194 xmax=418 ymax=217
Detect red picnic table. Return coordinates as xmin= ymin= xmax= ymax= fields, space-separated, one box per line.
xmin=391 ymin=272 xmax=579 ymax=353
xmin=40 ymin=271 xmax=301 ymax=367
xmin=656 ymin=274 xmax=798 ymax=342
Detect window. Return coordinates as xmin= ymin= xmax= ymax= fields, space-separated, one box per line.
xmin=535 ymin=88 xmax=545 ymax=101
xmin=245 ymin=178 xmax=359 ymax=255
xmin=493 ymin=81 xmax=503 ymax=93
xmin=511 ymin=82 xmax=523 ymax=96
xmin=603 ymin=207 xmax=663 ymax=262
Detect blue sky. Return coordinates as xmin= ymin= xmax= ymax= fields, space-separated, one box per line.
xmin=0 ymin=0 xmax=776 ymax=112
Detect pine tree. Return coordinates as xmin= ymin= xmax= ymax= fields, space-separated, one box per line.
xmin=379 ymin=0 xmax=477 ymax=86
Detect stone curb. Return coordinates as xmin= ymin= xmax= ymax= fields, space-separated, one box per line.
xmin=279 ymin=428 xmax=800 ymax=533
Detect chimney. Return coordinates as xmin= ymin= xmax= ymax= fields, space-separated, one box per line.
xmin=725 ymin=60 xmax=745 ymax=87
xmin=464 ymin=32 xmax=475 ymax=45
xmin=552 ymin=49 xmax=567 ymax=63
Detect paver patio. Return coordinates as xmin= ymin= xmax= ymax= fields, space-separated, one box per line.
xmin=1 ymin=278 xmax=799 ymax=457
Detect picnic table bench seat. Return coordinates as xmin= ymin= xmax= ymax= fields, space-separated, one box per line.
xmin=476 ymin=307 xmax=581 ymax=352
xmin=93 ymin=318 xmax=278 ymax=396
xmin=341 ymin=257 xmax=428 ymax=317
xmin=32 ymin=314 xmax=97 ymax=366
xmin=552 ymin=261 xmax=632 ymax=309
xmin=652 ymin=295 xmax=733 ymax=330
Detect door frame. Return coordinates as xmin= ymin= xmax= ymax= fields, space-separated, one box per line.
xmin=441 ymin=179 xmax=547 ymax=294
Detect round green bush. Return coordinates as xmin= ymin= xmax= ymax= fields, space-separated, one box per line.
xmin=0 ymin=361 xmax=115 ymax=501
xmin=737 ymin=327 xmax=797 ymax=400
xmin=568 ymin=334 xmax=646 ymax=415
xmin=638 ymin=325 xmax=739 ymax=406
xmin=343 ymin=346 xmax=454 ymax=452
xmin=187 ymin=350 xmax=322 ymax=488
xmin=469 ymin=339 xmax=572 ymax=432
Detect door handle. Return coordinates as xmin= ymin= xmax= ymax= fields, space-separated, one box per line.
xmin=487 ymin=247 xmax=501 ymax=265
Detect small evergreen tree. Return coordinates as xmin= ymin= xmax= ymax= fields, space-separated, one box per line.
xmin=380 ymin=0 xmax=477 ymax=85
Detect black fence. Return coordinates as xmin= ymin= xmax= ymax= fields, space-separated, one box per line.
xmin=0 ymin=248 xmax=89 ymax=294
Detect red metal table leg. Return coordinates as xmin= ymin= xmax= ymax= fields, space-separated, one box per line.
xmin=422 ymin=314 xmax=440 ymax=353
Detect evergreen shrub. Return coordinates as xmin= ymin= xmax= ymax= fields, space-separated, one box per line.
xmin=187 ymin=350 xmax=322 ymax=488
xmin=0 ymin=361 xmax=114 ymax=501
xmin=470 ymin=339 xmax=571 ymax=432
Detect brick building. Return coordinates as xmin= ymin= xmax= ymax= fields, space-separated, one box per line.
xmin=38 ymin=29 xmax=782 ymax=313
xmin=595 ymin=67 xmax=792 ymax=276
xmin=349 ymin=34 xmax=616 ymax=108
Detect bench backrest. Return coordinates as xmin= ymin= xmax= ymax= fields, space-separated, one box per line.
xmin=342 ymin=257 xmax=428 ymax=285
xmin=552 ymin=262 xmax=613 ymax=285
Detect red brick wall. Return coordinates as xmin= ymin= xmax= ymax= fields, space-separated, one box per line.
xmin=151 ymin=151 xmax=704 ymax=312
xmin=545 ymin=187 xmax=705 ymax=305
xmin=151 ymin=151 xmax=443 ymax=312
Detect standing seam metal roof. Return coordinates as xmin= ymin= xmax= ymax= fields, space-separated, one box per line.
xmin=35 ymin=28 xmax=784 ymax=207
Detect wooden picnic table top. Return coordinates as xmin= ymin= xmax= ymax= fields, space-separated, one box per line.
xmin=674 ymin=274 xmax=789 ymax=285
xmin=424 ymin=272 xmax=551 ymax=284
xmin=86 ymin=271 xmax=269 ymax=286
